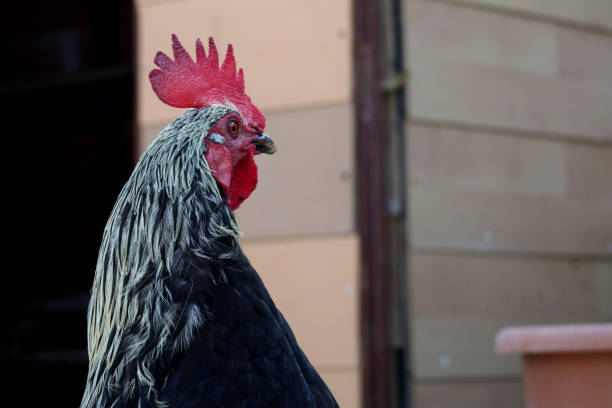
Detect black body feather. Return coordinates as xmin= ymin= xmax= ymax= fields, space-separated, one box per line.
xmin=144 ymin=252 xmax=338 ymax=408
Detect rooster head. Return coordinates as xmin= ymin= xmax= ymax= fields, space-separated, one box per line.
xmin=149 ymin=34 xmax=275 ymax=210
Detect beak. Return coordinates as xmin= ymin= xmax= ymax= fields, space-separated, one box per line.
xmin=251 ymin=133 xmax=277 ymax=154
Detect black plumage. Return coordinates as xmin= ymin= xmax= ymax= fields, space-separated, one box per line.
xmin=151 ymin=252 xmax=337 ymax=408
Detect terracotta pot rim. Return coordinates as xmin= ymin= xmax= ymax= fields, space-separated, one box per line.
xmin=495 ymin=323 xmax=612 ymax=354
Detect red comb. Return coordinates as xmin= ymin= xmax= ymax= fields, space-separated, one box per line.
xmin=149 ymin=34 xmax=265 ymax=130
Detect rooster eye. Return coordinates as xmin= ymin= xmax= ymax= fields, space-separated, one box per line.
xmin=228 ymin=120 xmax=239 ymax=137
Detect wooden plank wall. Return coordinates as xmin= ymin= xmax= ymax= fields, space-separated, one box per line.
xmin=405 ymin=0 xmax=612 ymax=406
xmin=134 ymin=1 xmax=359 ymax=407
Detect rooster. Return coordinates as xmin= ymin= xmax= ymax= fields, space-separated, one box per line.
xmin=80 ymin=35 xmax=338 ymax=408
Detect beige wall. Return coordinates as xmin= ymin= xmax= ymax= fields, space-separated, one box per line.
xmin=135 ymin=1 xmax=612 ymax=406
xmin=405 ymin=0 xmax=612 ymax=406
xmin=136 ymin=0 xmax=351 ymax=133
xmin=135 ymin=1 xmax=359 ymax=407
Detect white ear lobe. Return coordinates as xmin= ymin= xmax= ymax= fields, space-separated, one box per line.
xmin=206 ymin=132 xmax=226 ymax=145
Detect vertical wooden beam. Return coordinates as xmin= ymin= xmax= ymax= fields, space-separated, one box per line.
xmin=353 ymin=0 xmax=391 ymax=406
xmin=384 ymin=0 xmax=410 ymax=405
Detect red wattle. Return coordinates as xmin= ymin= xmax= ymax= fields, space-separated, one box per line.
xmin=226 ymin=153 xmax=258 ymax=210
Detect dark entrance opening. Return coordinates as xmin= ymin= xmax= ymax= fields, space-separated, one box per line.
xmin=1 ymin=1 xmax=135 ymax=405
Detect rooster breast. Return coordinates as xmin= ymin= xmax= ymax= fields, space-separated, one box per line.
xmin=149 ymin=249 xmax=338 ymax=408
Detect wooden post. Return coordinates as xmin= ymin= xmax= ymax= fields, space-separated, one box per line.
xmin=353 ymin=0 xmax=392 ymax=406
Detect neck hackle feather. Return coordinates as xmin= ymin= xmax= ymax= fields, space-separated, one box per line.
xmin=81 ymin=37 xmax=254 ymax=406
xmin=81 ymin=34 xmax=337 ymax=408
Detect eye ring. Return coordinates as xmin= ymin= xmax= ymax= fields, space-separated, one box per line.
xmin=228 ymin=119 xmax=239 ymax=137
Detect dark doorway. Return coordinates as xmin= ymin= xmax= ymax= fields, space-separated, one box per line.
xmin=1 ymin=1 xmax=135 ymax=405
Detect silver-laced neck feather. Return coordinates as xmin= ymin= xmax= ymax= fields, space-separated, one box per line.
xmin=81 ymin=104 xmax=240 ymax=408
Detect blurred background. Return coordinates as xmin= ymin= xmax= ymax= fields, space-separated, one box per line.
xmin=2 ymin=0 xmax=611 ymax=407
